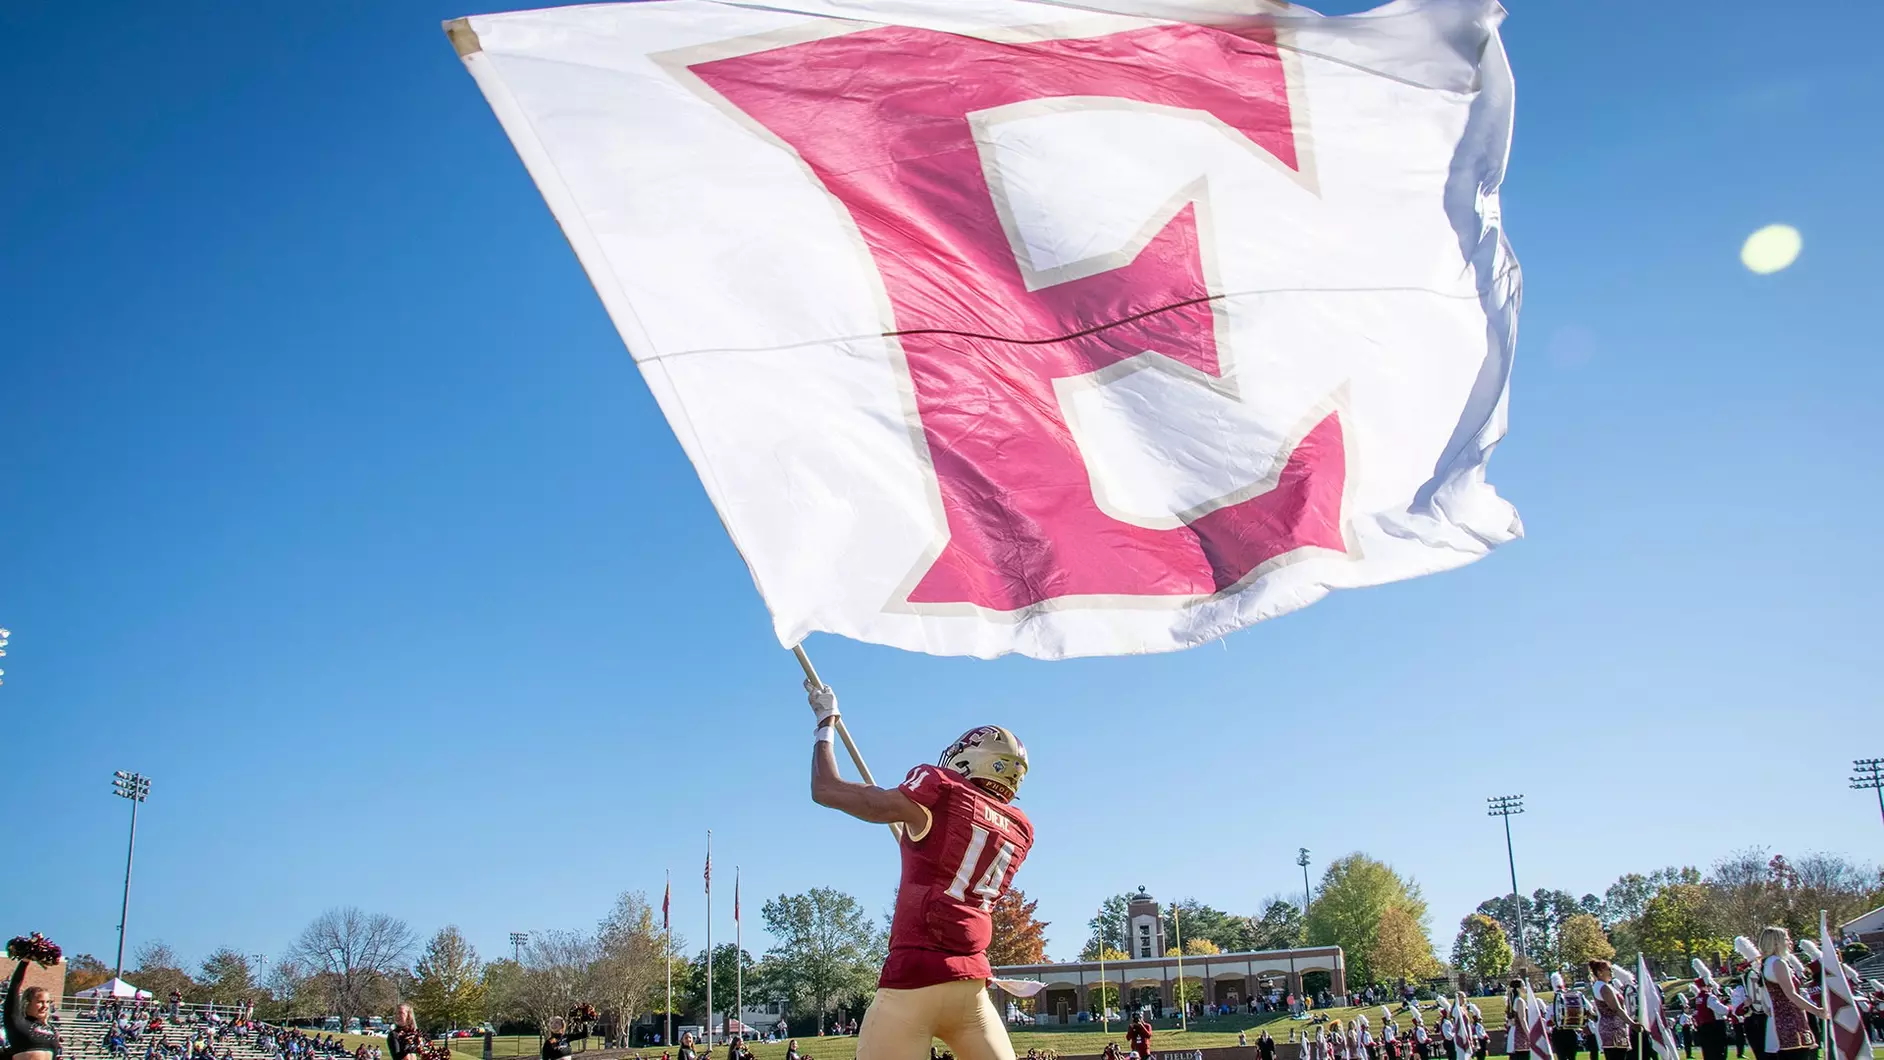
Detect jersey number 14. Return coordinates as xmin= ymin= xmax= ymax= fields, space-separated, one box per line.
xmin=944 ymin=824 xmax=1017 ymax=909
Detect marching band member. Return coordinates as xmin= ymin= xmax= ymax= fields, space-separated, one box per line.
xmin=1382 ymin=1008 xmax=1400 ymax=1060
xmin=1553 ymin=971 xmax=1591 ymax=1060
xmin=1439 ymin=1000 xmax=1458 ymax=1060
xmin=1590 ymin=960 xmax=1636 ymax=1060
xmin=1731 ymin=936 xmax=1766 ymax=1060
xmin=1468 ymin=1003 xmax=1488 ymax=1060
xmin=1507 ymin=980 xmax=1535 ymax=1060
xmin=1691 ymin=959 xmax=1732 ymax=1060
xmin=1331 ymin=1020 xmax=1350 ymax=1060
xmin=1757 ymin=927 xmax=1826 ymax=1060
xmin=1358 ymin=1013 xmax=1374 ymax=1060
xmin=1412 ymin=1014 xmax=1430 ymax=1060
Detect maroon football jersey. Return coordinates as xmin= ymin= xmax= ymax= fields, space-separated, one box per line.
xmin=879 ymin=763 xmax=1035 ymax=989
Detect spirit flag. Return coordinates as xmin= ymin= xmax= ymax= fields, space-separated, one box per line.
xmin=1522 ymin=980 xmax=1554 ymax=1060
xmin=1820 ymin=911 xmax=1868 ymax=1060
xmin=448 ymin=0 xmax=1523 ymax=659
xmin=1639 ymin=953 xmax=1685 ymax=1060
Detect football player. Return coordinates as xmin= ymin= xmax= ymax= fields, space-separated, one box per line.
xmin=806 ymin=680 xmax=1033 ymax=1060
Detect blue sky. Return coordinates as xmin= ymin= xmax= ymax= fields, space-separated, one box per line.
xmin=3 ymin=0 xmax=1881 ymax=977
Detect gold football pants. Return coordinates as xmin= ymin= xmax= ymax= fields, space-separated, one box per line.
xmin=857 ymin=979 xmax=1015 ymax=1060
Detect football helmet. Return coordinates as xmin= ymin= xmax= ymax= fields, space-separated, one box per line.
xmin=939 ymin=725 xmax=1028 ymax=799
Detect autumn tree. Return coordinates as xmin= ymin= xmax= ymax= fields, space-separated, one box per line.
xmin=132 ymin=941 xmax=198 ymax=1002
xmin=515 ymin=930 xmax=597 ymax=1029
xmin=1451 ymin=914 xmax=1513 ymax=984
xmin=1306 ymin=854 xmax=1430 ymax=986
xmin=988 ymin=888 xmax=1049 ymax=967
xmin=412 ymin=927 xmax=487 ymax=1032
xmin=65 ymin=955 xmax=110 ymax=995
xmin=1371 ymin=905 xmax=1439 ymax=981
xmin=1558 ymin=914 xmax=1615 ymax=971
xmin=593 ymin=891 xmax=667 ymax=1030
xmin=287 ymin=908 xmax=416 ymax=1024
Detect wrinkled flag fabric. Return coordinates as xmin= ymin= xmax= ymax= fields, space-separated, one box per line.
xmin=449 ymin=0 xmax=1524 ymax=659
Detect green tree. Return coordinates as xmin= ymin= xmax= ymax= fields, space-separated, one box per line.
xmin=1558 ymin=914 xmax=1615 ymax=971
xmin=199 ymin=949 xmax=258 ymax=1007
xmin=680 ymin=944 xmax=756 ymax=1024
xmin=1371 ymin=905 xmax=1439 ymax=981
xmin=1640 ymin=884 xmax=1727 ymax=965
xmin=1305 ymin=854 xmax=1430 ymax=986
xmin=1165 ymin=901 xmax=1255 ymax=954
xmin=480 ymin=959 xmax=525 ymax=1026
xmin=760 ymin=888 xmax=881 ymax=1023
xmin=1451 ymin=914 xmax=1513 ymax=984
xmin=1081 ymin=893 xmax=1135 ymax=960
xmin=412 ymin=927 xmax=487 ymax=1032
xmin=1251 ymin=900 xmax=1305 ymax=951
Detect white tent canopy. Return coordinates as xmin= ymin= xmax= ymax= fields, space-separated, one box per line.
xmin=75 ymin=978 xmax=152 ymax=1000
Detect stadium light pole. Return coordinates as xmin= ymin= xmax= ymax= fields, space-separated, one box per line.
xmin=111 ymin=770 xmax=151 ymax=981
xmin=510 ymin=932 xmax=530 ymax=963
xmin=1854 ymin=759 xmax=1884 ymax=832
xmin=1486 ymin=794 xmax=1526 ymax=964
xmin=1296 ymin=848 xmax=1312 ymax=916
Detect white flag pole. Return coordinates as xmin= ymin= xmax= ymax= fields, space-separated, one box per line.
xmin=792 ymin=644 xmax=903 ymax=840
xmin=735 ymin=868 xmax=743 ymax=1040
xmin=664 ymin=870 xmax=672 ymax=1053
xmin=706 ymin=831 xmax=713 ymax=1051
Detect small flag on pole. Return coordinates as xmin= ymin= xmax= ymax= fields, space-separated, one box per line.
xmin=662 ymin=875 xmax=670 ymax=932
xmin=734 ymin=874 xmax=740 ymax=924
xmin=1820 ymin=911 xmax=1868 ymax=1060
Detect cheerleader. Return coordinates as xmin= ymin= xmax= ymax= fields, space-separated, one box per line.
xmin=386 ymin=1006 xmax=424 ymax=1060
xmin=2 ymin=962 xmax=61 ymax=1060
xmin=541 ymin=1018 xmax=588 ymax=1060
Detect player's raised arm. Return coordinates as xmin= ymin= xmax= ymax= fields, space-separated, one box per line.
xmin=805 ymin=681 xmax=928 ymax=831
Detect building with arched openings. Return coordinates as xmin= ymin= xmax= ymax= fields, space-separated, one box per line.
xmin=993 ymin=888 xmax=1347 ymax=1025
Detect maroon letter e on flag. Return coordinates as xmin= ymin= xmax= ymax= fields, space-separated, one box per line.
xmin=685 ymin=23 xmax=1345 ymax=612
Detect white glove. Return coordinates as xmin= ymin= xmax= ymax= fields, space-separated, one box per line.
xmin=806 ymin=678 xmax=840 ymax=725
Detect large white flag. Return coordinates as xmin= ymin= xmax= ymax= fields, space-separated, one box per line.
xmin=449 ymin=0 xmax=1523 ymax=659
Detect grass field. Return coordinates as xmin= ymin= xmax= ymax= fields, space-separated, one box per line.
xmin=308 ymin=1004 xmax=1884 ymax=1060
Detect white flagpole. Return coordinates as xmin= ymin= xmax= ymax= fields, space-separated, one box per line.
xmin=665 ymin=870 xmax=673 ymax=1052
xmin=706 ymin=831 xmax=714 ymax=1051
xmin=735 ymin=868 xmax=743 ymax=1040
